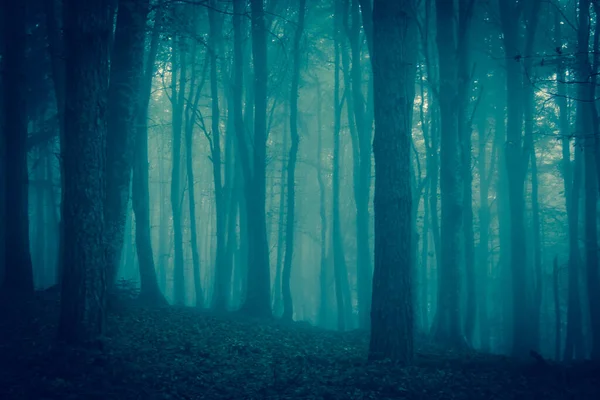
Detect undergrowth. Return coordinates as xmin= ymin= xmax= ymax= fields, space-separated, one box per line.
xmin=1 ymin=289 xmax=599 ymax=399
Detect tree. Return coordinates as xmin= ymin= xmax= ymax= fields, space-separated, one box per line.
xmin=282 ymin=0 xmax=307 ymax=322
xmin=105 ymin=0 xmax=151 ymax=288
xmin=433 ymin=0 xmax=464 ymax=346
xmin=369 ymin=0 xmax=417 ymax=363
xmin=58 ymin=0 xmax=112 ymax=343
xmin=170 ymin=25 xmax=187 ymax=306
xmin=133 ymin=9 xmax=167 ymax=306
xmin=1 ymin=0 xmax=35 ymax=297
xmin=240 ymin=0 xmax=272 ymax=317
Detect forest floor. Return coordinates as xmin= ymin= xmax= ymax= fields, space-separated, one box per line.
xmin=1 ymin=290 xmax=600 ymax=400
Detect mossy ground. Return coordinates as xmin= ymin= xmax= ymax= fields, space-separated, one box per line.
xmin=1 ymin=290 xmax=599 ymax=399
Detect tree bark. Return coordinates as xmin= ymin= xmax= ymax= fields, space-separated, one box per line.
xmin=369 ymin=0 xmax=417 ymax=364
xmin=433 ymin=0 xmax=464 ymax=346
xmin=58 ymin=0 xmax=111 ymax=344
xmin=281 ymin=0 xmax=306 ymax=322
xmin=240 ymin=0 xmax=272 ymax=318
xmin=170 ymin=31 xmax=187 ymax=306
xmin=133 ymin=9 xmax=167 ymax=306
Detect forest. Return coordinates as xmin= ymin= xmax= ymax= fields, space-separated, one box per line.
xmin=1 ymin=0 xmax=600 ymax=398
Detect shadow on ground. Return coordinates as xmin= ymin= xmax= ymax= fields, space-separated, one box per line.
xmin=1 ymin=290 xmax=599 ymax=399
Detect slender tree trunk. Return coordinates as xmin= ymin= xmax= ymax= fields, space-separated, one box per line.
xmin=344 ymin=0 xmax=372 ymax=330
xmin=184 ymin=31 xmax=206 ymax=309
xmin=477 ymin=114 xmax=492 ymax=351
xmin=553 ymin=256 xmax=561 ymax=360
xmin=58 ymin=0 xmax=111 ymax=343
xmin=281 ymin=0 xmax=306 ymax=322
xmin=457 ymin=0 xmax=476 ymax=346
xmin=369 ymin=0 xmax=417 ymax=364
xmin=207 ymin=0 xmax=229 ymax=311
xmin=332 ymin=8 xmax=350 ymax=330
xmin=315 ymin=78 xmax=329 ymax=328
xmin=273 ymin=121 xmax=287 ymax=316
xmin=133 ymin=9 xmax=166 ymax=306
xmin=171 ymin=32 xmax=187 ymax=306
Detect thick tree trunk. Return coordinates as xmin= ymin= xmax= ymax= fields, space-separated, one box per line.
xmin=240 ymin=0 xmax=272 ymax=318
xmin=1 ymin=0 xmax=35 ymax=297
xmin=369 ymin=0 xmax=417 ymax=364
xmin=499 ymin=0 xmax=530 ymax=356
xmin=522 ymin=0 xmax=542 ymax=351
xmin=281 ymin=0 xmax=306 ymax=322
xmin=58 ymin=0 xmax=111 ymax=344
xmin=555 ymin=9 xmax=584 ymax=361
xmin=577 ymin=0 xmax=600 ymax=361
xmin=433 ymin=0 xmax=464 ymax=346
xmin=105 ymin=0 xmax=151 ymax=288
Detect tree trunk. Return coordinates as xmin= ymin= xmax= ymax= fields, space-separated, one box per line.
xmin=281 ymin=0 xmax=306 ymax=322
xmin=1 ymin=0 xmax=35 ymax=297
xmin=58 ymin=0 xmax=111 ymax=344
xmin=344 ymin=0 xmax=372 ymax=330
xmin=315 ymin=78 xmax=329 ymax=328
xmin=105 ymin=0 xmax=151 ymax=288
xmin=207 ymin=0 xmax=229 ymax=311
xmin=522 ymin=0 xmax=542 ymax=351
xmin=240 ymin=0 xmax=272 ymax=318
xmin=369 ymin=0 xmax=417 ymax=364
xmin=499 ymin=0 xmax=530 ymax=356
xmin=457 ymin=0 xmax=476 ymax=346
xmin=171 ymin=32 xmax=187 ymax=306
xmin=433 ymin=0 xmax=464 ymax=346
xmin=133 ymin=10 xmax=167 ymax=306
xmin=577 ymin=0 xmax=600 ymax=360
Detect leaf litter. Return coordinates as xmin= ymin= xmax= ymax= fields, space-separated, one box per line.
xmin=1 ymin=290 xmax=599 ymax=399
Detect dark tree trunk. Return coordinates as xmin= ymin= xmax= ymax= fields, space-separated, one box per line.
xmin=369 ymin=0 xmax=417 ymax=364
xmin=208 ymin=1 xmax=228 ymax=311
xmin=332 ymin=3 xmax=352 ymax=331
xmin=555 ymin=8 xmax=584 ymax=361
xmin=499 ymin=0 xmax=531 ymax=356
xmin=577 ymin=0 xmax=600 ymax=361
xmin=281 ymin=0 xmax=306 ymax=322
xmin=433 ymin=0 xmax=464 ymax=346
xmin=133 ymin=10 xmax=166 ymax=306
xmin=457 ymin=0 xmax=476 ymax=346
xmin=184 ymin=32 xmax=207 ymax=309
xmin=240 ymin=0 xmax=271 ymax=318
xmin=1 ymin=0 xmax=34 ymax=297
xmin=105 ymin=0 xmax=151 ymax=289
xmin=344 ymin=0 xmax=373 ymax=330
xmin=316 ymin=78 xmax=329 ymax=328
xmin=171 ymin=33 xmax=187 ymax=306
xmin=58 ymin=0 xmax=111 ymax=344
